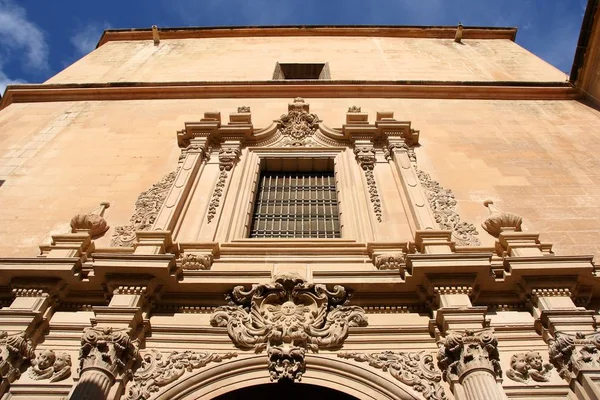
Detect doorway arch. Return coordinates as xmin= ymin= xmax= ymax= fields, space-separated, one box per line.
xmin=213 ymin=382 xmax=358 ymax=400
xmin=155 ymin=354 xmax=423 ymax=400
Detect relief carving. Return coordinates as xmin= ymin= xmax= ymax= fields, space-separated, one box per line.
xmin=338 ymin=351 xmax=447 ymax=400
xmin=347 ymin=106 xmax=362 ymax=112
xmin=506 ymin=351 xmax=552 ymax=384
xmin=548 ymin=332 xmax=600 ymax=382
xmin=27 ymin=349 xmax=72 ymax=382
xmin=0 ymin=332 xmax=34 ymax=383
xmin=126 ymin=349 xmax=237 ymax=400
xmin=79 ymin=327 xmax=139 ymax=378
xmin=437 ymin=329 xmax=501 ymax=381
xmin=237 ymin=106 xmax=251 ymax=113
xmin=354 ymin=146 xmax=383 ymax=222
xmin=111 ymin=171 xmax=178 ymax=247
xmin=177 ymin=253 xmax=213 ymax=270
xmin=210 ymin=273 xmax=367 ymax=382
xmin=276 ymin=97 xmax=320 ymax=141
xmin=373 ymin=253 xmax=406 ymax=270
xmin=207 ymin=148 xmax=241 ymax=223
xmin=417 ymin=170 xmax=480 ymax=246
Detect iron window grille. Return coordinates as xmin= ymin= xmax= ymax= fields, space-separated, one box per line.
xmin=250 ymin=171 xmax=340 ymax=238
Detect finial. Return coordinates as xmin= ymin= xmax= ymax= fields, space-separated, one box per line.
xmin=152 ymin=25 xmax=160 ymax=46
xmin=455 ymin=22 xmax=464 ymax=43
xmin=481 ymin=200 xmax=522 ymax=237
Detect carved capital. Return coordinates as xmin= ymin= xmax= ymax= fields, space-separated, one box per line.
xmin=437 ymin=329 xmax=501 ymax=382
xmin=339 ymin=351 xmax=447 ymax=400
xmin=125 ymin=349 xmax=236 ymax=400
xmin=218 ymin=148 xmax=241 ymax=171
xmin=0 ymin=332 xmax=34 ymax=384
xmin=79 ymin=327 xmax=139 ymax=379
xmin=506 ymin=351 xmax=553 ymax=384
xmin=210 ymin=274 xmax=367 ymax=382
xmin=353 ymin=146 xmax=376 ymax=170
xmin=481 ymin=200 xmax=522 ymax=237
xmin=548 ymin=331 xmax=600 ymax=381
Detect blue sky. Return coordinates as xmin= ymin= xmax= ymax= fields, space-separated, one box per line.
xmin=0 ymin=0 xmax=588 ymax=93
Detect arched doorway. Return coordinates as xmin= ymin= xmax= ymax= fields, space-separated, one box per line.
xmin=213 ymin=383 xmax=358 ymax=400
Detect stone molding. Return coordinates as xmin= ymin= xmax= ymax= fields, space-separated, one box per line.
xmin=417 ymin=170 xmax=480 ymax=246
xmin=437 ymin=329 xmax=501 ymax=382
xmin=125 ymin=349 xmax=237 ymax=400
xmin=111 ymin=170 xmax=179 ymax=247
xmin=338 ymin=351 xmax=447 ymax=400
xmin=209 ymin=273 xmax=367 ymax=382
xmin=78 ymin=327 xmax=139 ymax=379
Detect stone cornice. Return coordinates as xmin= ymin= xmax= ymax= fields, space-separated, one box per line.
xmin=0 ymin=81 xmax=579 ymax=110
xmin=96 ymin=25 xmax=518 ymax=47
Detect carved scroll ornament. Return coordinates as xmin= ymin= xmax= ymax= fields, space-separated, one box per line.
xmin=126 ymin=349 xmax=237 ymax=400
xmin=417 ymin=170 xmax=480 ymax=246
xmin=338 ymin=351 xmax=447 ymax=400
xmin=548 ymin=332 xmax=600 ymax=382
xmin=506 ymin=351 xmax=552 ymax=384
xmin=27 ymin=349 xmax=72 ymax=382
xmin=111 ymin=170 xmax=178 ymax=247
xmin=0 ymin=332 xmax=34 ymax=383
xmin=210 ymin=274 xmax=367 ymax=382
xmin=437 ymin=329 xmax=501 ymax=381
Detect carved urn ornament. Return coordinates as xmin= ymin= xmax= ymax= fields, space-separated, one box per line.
xmin=210 ymin=273 xmax=367 ymax=382
xmin=481 ymin=200 xmax=523 ymax=237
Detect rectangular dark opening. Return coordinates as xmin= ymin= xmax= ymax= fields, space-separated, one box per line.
xmin=273 ymin=63 xmax=330 ymax=80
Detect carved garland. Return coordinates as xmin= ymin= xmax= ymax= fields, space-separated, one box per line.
xmin=354 ymin=146 xmax=382 ymax=222
xmin=126 ymin=349 xmax=237 ymax=400
xmin=338 ymin=351 xmax=447 ymax=400
xmin=207 ymin=148 xmax=241 ymax=223
xmin=209 ymin=274 xmax=367 ymax=382
xmin=111 ymin=170 xmax=178 ymax=247
xmin=416 ymin=170 xmax=480 ymax=246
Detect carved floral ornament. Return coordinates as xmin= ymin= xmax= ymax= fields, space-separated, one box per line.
xmin=209 ymin=274 xmax=367 ymax=382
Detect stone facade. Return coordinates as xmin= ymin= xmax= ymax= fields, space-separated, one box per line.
xmin=0 ymin=20 xmax=600 ymax=400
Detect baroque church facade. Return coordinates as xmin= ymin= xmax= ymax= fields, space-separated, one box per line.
xmin=2 ymin=9 xmax=600 ymax=400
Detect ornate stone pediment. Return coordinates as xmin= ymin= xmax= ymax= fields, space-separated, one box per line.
xmin=210 ymin=274 xmax=367 ymax=382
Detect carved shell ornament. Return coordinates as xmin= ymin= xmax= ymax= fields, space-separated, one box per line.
xmin=210 ymin=273 xmax=367 ymax=382
xmin=481 ymin=200 xmax=523 ymax=237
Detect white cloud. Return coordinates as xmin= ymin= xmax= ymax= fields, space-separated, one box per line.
xmin=70 ymin=22 xmax=111 ymax=56
xmin=0 ymin=0 xmax=47 ymax=93
xmin=0 ymin=0 xmax=48 ymax=70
